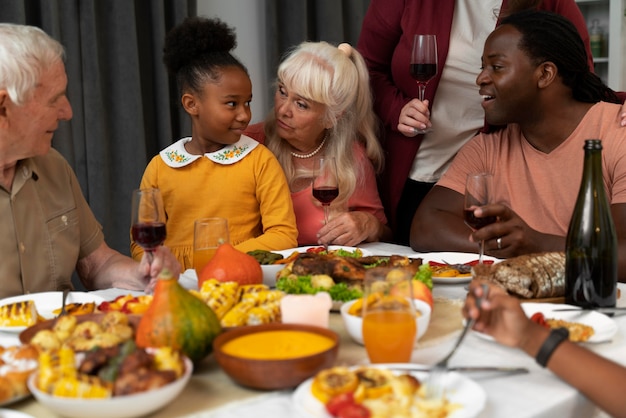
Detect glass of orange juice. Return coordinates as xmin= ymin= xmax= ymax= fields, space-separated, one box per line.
xmin=362 ymin=267 xmax=417 ymax=363
xmin=193 ymin=217 xmax=229 ymax=274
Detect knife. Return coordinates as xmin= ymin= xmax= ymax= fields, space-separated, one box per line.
xmin=387 ymin=365 xmax=529 ymax=375
xmin=551 ymin=307 xmax=626 ymax=315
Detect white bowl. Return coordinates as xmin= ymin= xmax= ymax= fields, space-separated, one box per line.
xmin=261 ymin=264 xmax=284 ymax=287
xmin=340 ymin=299 xmax=432 ymax=345
xmin=27 ymin=356 xmax=193 ymax=418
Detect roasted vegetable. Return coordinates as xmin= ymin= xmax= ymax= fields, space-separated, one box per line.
xmin=246 ymin=249 xmax=284 ymax=265
xmin=136 ymin=268 xmax=222 ymax=364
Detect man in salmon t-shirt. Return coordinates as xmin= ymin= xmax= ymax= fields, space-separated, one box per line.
xmin=410 ymin=11 xmax=626 ymax=279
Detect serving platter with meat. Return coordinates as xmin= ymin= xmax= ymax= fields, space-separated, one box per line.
xmin=274 ymin=246 xmax=426 ymax=304
xmin=290 ymin=252 xmax=423 ymax=285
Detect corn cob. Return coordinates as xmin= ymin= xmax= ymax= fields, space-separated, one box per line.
xmin=238 ymin=284 xmax=270 ymax=300
xmin=153 ymin=347 xmax=185 ymax=378
xmin=37 ymin=351 xmax=56 ymax=392
xmin=51 ymin=375 xmax=111 ymax=398
xmin=240 ymin=289 xmax=284 ymax=304
xmin=0 ymin=300 xmax=39 ymax=326
xmin=245 ymin=300 xmax=281 ymax=325
xmin=220 ymin=290 xmax=284 ymax=327
xmin=204 ymin=281 xmax=240 ymax=319
xmin=221 ymin=300 xmax=256 ymax=327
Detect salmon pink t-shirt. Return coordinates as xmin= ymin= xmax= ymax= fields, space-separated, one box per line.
xmin=437 ymin=102 xmax=626 ymax=236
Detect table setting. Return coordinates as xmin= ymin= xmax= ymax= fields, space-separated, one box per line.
xmin=0 ymin=241 xmax=622 ymax=418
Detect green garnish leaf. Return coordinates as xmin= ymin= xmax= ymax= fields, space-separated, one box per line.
xmin=413 ymin=264 xmax=433 ymax=290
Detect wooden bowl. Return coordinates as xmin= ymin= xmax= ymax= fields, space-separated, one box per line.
xmin=213 ymin=323 xmax=339 ymax=390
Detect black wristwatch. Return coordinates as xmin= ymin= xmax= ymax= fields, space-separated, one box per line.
xmin=536 ymin=327 xmax=570 ymax=367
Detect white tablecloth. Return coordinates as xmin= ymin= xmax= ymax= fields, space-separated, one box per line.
xmin=3 ymin=242 xmax=621 ymax=418
xmin=180 ymin=242 xmax=622 ymax=418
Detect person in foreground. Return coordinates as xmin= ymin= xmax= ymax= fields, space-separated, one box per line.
xmin=465 ymin=281 xmax=626 ymax=418
xmin=0 ymin=23 xmax=180 ymax=298
xmin=132 ymin=17 xmax=297 ymax=269
xmin=411 ymin=11 xmax=626 ymax=279
xmin=245 ymin=42 xmax=391 ymax=246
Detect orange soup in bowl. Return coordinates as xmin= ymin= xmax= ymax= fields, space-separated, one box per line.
xmin=221 ymin=330 xmax=335 ymax=360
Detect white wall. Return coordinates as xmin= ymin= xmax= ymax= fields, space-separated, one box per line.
xmin=197 ymin=0 xmax=269 ymax=123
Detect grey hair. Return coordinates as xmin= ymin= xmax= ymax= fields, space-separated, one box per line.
xmin=0 ymin=24 xmax=65 ymax=105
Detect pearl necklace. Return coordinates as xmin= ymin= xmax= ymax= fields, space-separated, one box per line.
xmin=290 ymin=133 xmax=328 ymax=159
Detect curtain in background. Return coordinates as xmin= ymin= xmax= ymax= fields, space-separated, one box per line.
xmin=264 ymin=0 xmax=371 ymax=106
xmin=0 ymin=0 xmax=194 ymax=256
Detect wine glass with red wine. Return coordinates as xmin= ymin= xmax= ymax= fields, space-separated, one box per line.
xmin=131 ymin=188 xmax=166 ymax=263
xmin=410 ymin=34 xmax=438 ymax=134
xmin=312 ymin=157 xmax=339 ymax=230
xmin=464 ymin=173 xmax=496 ymax=263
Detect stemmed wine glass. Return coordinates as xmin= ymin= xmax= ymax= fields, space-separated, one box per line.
xmin=131 ymin=188 xmax=166 ymax=264
xmin=410 ymin=34 xmax=438 ymax=134
xmin=312 ymin=157 xmax=339 ymax=232
xmin=464 ymin=173 xmax=496 ymax=264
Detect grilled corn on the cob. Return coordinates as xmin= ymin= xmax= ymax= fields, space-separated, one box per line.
xmin=0 ymin=301 xmax=39 ymax=326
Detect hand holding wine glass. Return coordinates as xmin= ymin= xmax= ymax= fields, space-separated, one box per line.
xmin=313 ymin=157 xmax=339 ymax=248
xmin=131 ymin=188 xmax=166 ymax=265
xmin=410 ymin=34 xmax=438 ymax=134
xmin=464 ymin=173 xmax=496 ymax=263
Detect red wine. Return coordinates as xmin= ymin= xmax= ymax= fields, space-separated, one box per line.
xmin=464 ymin=209 xmax=496 ymax=230
xmin=313 ymin=187 xmax=339 ymax=205
xmin=410 ymin=63 xmax=437 ymax=83
xmin=132 ymin=222 xmax=166 ymax=249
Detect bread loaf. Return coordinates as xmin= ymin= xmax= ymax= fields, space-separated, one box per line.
xmin=471 ymin=252 xmax=565 ymax=298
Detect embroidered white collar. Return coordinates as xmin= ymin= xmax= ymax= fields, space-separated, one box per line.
xmin=159 ymin=135 xmax=258 ymax=168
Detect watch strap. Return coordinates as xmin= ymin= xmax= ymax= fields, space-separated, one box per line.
xmin=536 ymin=327 xmax=570 ymax=367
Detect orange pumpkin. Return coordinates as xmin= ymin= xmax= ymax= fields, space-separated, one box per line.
xmin=198 ymin=243 xmax=263 ymax=288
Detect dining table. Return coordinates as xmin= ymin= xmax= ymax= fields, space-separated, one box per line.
xmin=2 ymin=242 xmax=623 ymax=418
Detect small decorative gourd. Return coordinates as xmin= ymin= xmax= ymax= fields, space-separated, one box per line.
xmin=135 ymin=268 xmax=222 ymax=364
xmin=198 ymin=243 xmax=263 ymax=287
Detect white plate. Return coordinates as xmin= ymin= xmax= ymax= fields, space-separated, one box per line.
xmin=470 ymin=302 xmax=618 ymax=344
xmin=292 ymin=364 xmax=486 ymax=418
xmin=423 ymin=252 xmax=500 ymax=284
xmin=27 ymin=355 xmax=192 ymax=418
xmin=0 ymin=393 xmax=31 ymax=408
xmin=0 ymin=292 xmax=106 ymax=333
xmin=0 ymin=409 xmax=35 ymax=418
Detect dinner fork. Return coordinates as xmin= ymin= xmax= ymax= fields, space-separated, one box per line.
xmin=424 ymin=283 xmax=489 ymax=400
xmin=58 ymin=288 xmax=70 ymax=317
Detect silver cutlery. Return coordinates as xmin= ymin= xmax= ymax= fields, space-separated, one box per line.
xmin=551 ymin=307 xmax=626 ymax=315
xmin=388 ymin=365 xmax=528 ymax=375
xmin=424 ymin=283 xmax=489 ymax=400
xmin=58 ymin=288 xmax=70 ymax=317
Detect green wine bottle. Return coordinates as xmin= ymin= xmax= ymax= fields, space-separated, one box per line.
xmin=565 ymin=140 xmax=617 ymax=308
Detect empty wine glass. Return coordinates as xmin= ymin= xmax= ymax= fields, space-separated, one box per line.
xmin=131 ymin=188 xmax=166 ymax=264
xmin=410 ymin=34 xmax=438 ymax=134
xmin=312 ymin=157 xmax=339 ymax=227
xmin=464 ymin=173 xmax=495 ymax=263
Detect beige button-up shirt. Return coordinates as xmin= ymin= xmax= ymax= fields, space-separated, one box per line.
xmin=0 ymin=149 xmax=104 ymax=298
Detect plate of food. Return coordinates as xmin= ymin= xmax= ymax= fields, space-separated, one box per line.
xmin=0 ymin=344 xmax=39 ymax=408
xmin=469 ymin=302 xmax=618 ymax=344
xmin=424 ymin=252 xmax=500 ymax=284
xmin=273 ymin=246 xmax=424 ymax=309
xmin=292 ymin=364 xmax=486 ymax=418
xmin=0 ymin=292 xmax=106 ymax=333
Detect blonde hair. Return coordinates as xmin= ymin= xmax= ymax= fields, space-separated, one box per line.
xmin=265 ymin=41 xmax=383 ymax=207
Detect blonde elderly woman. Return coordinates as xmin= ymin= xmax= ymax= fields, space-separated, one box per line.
xmin=246 ymin=42 xmax=391 ymax=246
